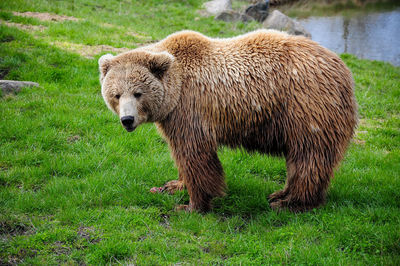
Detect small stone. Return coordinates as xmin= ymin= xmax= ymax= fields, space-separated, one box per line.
xmin=245 ymin=1 xmax=269 ymax=22
xmin=240 ymin=13 xmax=255 ymax=23
xmin=0 ymin=80 xmax=39 ymax=96
xmin=262 ymin=10 xmax=311 ymax=38
xmin=202 ymin=0 xmax=232 ymax=16
xmin=215 ymin=11 xmax=254 ymax=23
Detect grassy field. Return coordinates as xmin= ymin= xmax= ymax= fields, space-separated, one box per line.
xmin=1 ymin=0 xmax=400 ymax=264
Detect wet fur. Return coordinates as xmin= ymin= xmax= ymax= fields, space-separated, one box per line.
xmin=100 ymin=30 xmax=358 ymax=212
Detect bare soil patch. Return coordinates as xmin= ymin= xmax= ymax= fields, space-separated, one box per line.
xmin=352 ymin=138 xmax=366 ymax=145
xmin=78 ymin=226 xmax=101 ymax=243
xmin=67 ymin=135 xmax=81 ymax=143
xmin=0 ymin=220 xmax=33 ymax=237
xmin=0 ymin=34 xmax=15 ymax=43
xmin=13 ymin=11 xmax=79 ymax=22
xmin=1 ymin=21 xmax=130 ymax=58
xmin=0 ymin=67 xmax=11 ymax=79
xmin=1 ymin=20 xmax=47 ymax=32
xmin=53 ymin=241 xmax=72 ymax=255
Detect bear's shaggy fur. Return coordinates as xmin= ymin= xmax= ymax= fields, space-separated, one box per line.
xmin=99 ymin=30 xmax=357 ymax=212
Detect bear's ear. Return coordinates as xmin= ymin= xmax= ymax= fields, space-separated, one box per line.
xmin=148 ymin=52 xmax=174 ymax=79
xmin=98 ymin=54 xmax=114 ymax=83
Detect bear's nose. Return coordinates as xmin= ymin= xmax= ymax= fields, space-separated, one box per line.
xmin=120 ymin=116 xmax=135 ymax=127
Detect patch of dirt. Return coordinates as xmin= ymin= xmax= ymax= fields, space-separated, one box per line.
xmin=354 ymin=118 xmax=388 ymax=143
xmin=201 ymin=246 xmax=211 ymax=253
xmin=0 ymin=220 xmax=33 ymax=237
xmin=159 ymin=213 xmax=171 ymax=229
xmin=100 ymin=22 xmax=115 ymax=28
xmin=1 ymin=20 xmax=47 ymax=32
xmin=51 ymin=41 xmax=131 ymax=59
xmin=0 ymin=35 xmax=15 ymax=43
xmin=358 ymin=118 xmax=385 ymax=128
xmin=0 ymin=178 xmax=8 ymax=187
xmin=83 ymin=2 xmax=113 ymax=12
xmin=77 ymin=226 xmax=101 ymax=243
xmin=2 ymin=19 xmax=150 ymax=60
xmin=0 ymin=67 xmax=11 ymax=79
xmin=53 ymin=241 xmax=71 ymax=255
xmin=352 ymin=138 xmax=366 ymax=145
xmin=3 ymin=248 xmax=37 ymax=265
xmin=13 ymin=11 xmax=79 ymax=22
xmin=67 ymin=135 xmax=81 ymax=143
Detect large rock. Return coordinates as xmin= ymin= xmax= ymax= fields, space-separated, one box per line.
xmin=202 ymin=0 xmax=232 ymax=16
xmin=245 ymin=1 xmax=269 ymax=22
xmin=0 ymin=80 xmax=39 ymax=95
xmin=263 ymin=10 xmax=311 ymax=38
xmin=215 ymin=10 xmax=254 ymax=22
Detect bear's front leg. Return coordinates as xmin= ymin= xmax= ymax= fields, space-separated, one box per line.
xmin=160 ymin=174 xmax=185 ymax=194
xmin=174 ymin=149 xmax=226 ymax=212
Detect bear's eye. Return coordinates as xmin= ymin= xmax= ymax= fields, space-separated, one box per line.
xmin=115 ymin=94 xmax=121 ymax=100
xmin=134 ymin=92 xmax=142 ymax=98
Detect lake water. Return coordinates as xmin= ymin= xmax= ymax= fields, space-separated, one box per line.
xmin=296 ymin=8 xmax=400 ymax=66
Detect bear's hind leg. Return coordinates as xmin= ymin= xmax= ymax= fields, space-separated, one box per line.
xmin=269 ymin=153 xmax=333 ymax=212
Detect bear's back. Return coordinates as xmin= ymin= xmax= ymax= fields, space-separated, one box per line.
xmin=159 ymin=30 xmax=352 ymax=105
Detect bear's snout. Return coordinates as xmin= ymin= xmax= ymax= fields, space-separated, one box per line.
xmin=120 ymin=116 xmax=135 ymax=132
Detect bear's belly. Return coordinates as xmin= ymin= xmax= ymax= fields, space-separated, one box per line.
xmin=216 ymin=118 xmax=286 ymax=156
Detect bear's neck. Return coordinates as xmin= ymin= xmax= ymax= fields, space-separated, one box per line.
xmin=155 ymin=66 xmax=182 ymax=122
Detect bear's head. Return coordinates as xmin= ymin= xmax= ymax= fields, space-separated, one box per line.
xmin=99 ymin=51 xmax=180 ymax=132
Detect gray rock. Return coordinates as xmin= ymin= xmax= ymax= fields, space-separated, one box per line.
xmin=215 ymin=11 xmax=254 ymax=22
xmin=245 ymin=1 xmax=269 ymax=22
xmin=203 ymin=0 xmax=232 ymax=16
xmin=0 ymin=80 xmax=39 ymax=95
xmin=262 ymin=10 xmax=311 ymax=38
xmin=240 ymin=13 xmax=255 ymax=23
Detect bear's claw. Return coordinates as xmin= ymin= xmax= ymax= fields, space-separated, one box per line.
xmin=269 ymin=190 xmax=321 ymax=213
xmin=150 ymin=180 xmax=185 ymax=194
xmin=161 ymin=180 xmax=185 ymax=194
xmin=150 ymin=187 xmax=163 ymax=193
xmin=268 ymin=189 xmax=289 ymax=203
xmin=175 ymin=204 xmax=192 ymax=212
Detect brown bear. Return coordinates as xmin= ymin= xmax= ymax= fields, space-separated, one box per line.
xmin=99 ymin=29 xmax=357 ymax=213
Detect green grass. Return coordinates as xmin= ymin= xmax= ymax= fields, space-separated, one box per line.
xmin=1 ymin=0 xmax=400 ymax=264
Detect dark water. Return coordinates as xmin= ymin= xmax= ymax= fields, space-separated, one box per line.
xmin=296 ymin=8 xmax=400 ymax=66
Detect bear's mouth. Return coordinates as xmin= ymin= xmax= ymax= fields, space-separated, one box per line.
xmin=124 ymin=126 xmax=136 ymax=132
